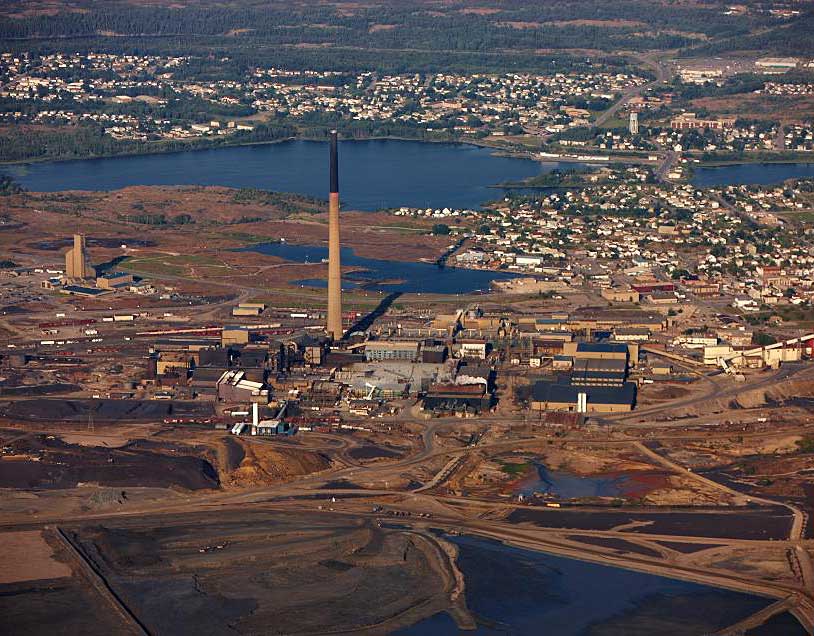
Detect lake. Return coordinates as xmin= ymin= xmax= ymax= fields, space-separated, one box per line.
xmin=691 ymin=162 xmax=814 ymax=187
xmin=5 ymin=139 xmax=568 ymax=211
xmin=242 ymin=241 xmax=518 ymax=294
xmin=6 ymin=143 xmax=813 ymax=209
xmin=398 ymin=534 xmax=798 ymax=635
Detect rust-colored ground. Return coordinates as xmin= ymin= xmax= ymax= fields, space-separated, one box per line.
xmin=690 ymin=94 xmax=814 ymax=123
xmin=1 ymin=186 xmax=455 ymax=302
xmin=0 ymin=530 xmax=72 ymax=583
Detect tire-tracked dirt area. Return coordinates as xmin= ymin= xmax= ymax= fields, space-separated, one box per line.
xmin=62 ymin=510 xmax=454 ymax=635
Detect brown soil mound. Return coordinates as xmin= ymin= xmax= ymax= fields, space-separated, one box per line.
xmin=223 ymin=440 xmax=330 ymax=488
xmin=735 ymin=378 xmax=814 ymax=409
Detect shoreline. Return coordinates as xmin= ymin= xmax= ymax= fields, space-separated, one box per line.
xmin=695 ymin=157 xmax=814 ymax=167
xmin=3 ymin=132 xmax=813 ymax=187
xmin=0 ymin=132 xmax=516 ymax=169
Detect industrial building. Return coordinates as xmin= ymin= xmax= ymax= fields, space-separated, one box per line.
xmin=529 ymin=334 xmax=636 ymax=413
xmin=96 ymin=271 xmax=134 ymax=290
xmin=60 ymin=284 xmax=109 ymax=297
xmin=422 ymin=383 xmax=493 ymax=415
xmin=602 ymin=287 xmax=640 ymax=303
xmin=566 ymin=309 xmax=666 ymax=332
xmin=337 ymin=360 xmax=450 ymax=397
xmin=755 ymin=57 xmax=799 ymax=71
xmin=705 ymin=341 xmax=804 ymax=370
xmin=222 ymin=326 xmax=251 ymax=346
xmin=233 ymin=302 xmax=266 ymax=317
xmin=613 ymin=327 xmax=651 ymax=342
xmin=567 ymin=342 xmax=631 ymax=365
xmin=670 ymin=113 xmax=737 ymax=131
xmin=570 ymin=358 xmax=628 ymax=386
xmin=455 ymin=340 xmax=488 ymax=359
xmin=530 ymin=379 xmax=636 ymax=413
xmin=364 ymin=341 xmax=420 ymax=362
xmin=64 ymin=233 xmax=95 ymax=280
xmin=455 ymin=364 xmax=494 ymax=392
xmin=629 ymin=111 xmax=639 ymax=135
xmin=217 ymin=369 xmax=268 ymax=403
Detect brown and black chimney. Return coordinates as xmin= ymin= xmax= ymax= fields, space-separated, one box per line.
xmin=326 ymin=130 xmax=343 ymax=339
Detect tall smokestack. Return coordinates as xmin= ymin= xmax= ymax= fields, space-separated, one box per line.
xmin=327 ymin=130 xmax=343 ymax=339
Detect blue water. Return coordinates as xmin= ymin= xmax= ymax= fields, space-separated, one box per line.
xmin=5 ymin=139 xmax=563 ymax=211
xmin=398 ymin=535 xmax=778 ymax=635
xmin=242 ymin=241 xmax=518 ymax=294
xmin=516 ymin=461 xmax=629 ymax=499
xmin=691 ymin=162 xmax=814 ymax=187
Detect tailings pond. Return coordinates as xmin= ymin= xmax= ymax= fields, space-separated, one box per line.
xmin=242 ymin=241 xmax=518 ymax=294
xmin=513 ymin=461 xmax=641 ymax=499
xmin=399 ymin=534 xmax=794 ymax=635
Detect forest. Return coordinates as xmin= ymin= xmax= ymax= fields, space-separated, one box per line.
xmin=0 ymin=0 xmax=787 ymax=60
xmin=0 ymin=121 xmax=295 ymax=162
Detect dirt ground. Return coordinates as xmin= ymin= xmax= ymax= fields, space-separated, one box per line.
xmin=218 ymin=437 xmax=331 ymax=488
xmin=64 ymin=510 xmax=454 ymax=635
xmin=690 ymin=94 xmax=814 ymax=123
xmin=452 ymin=443 xmax=734 ymax=506
xmin=0 ymin=186 xmax=451 ymax=274
xmin=0 ymin=530 xmax=72 ymax=584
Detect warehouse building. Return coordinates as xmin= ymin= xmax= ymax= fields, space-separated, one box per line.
xmin=570 ymin=342 xmax=629 ymax=363
xmin=530 ymin=379 xmax=636 ymax=413
xmin=96 ymin=271 xmax=134 ymax=290
xmin=156 ymin=351 xmax=194 ymax=375
xmin=189 ymin=367 xmax=226 ymax=398
xmin=364 ymin=340 xmax=420 ymax=362
xmin=338 ymin=361 xmax=450 ymax=397
xmin=222 ymin=325 xmax=251 ymax=346
xmin=217 ymin=369 xmax=268 ymax=403
xmin=570 ymin=358 xmax=628 ymax=386
xmin=232 ymin=302 xmax=266 ymax=317
xmin=422 ymin=383 xmax=493 ymax=414
xmin=613 ymin=327 xmax=651 ymax=342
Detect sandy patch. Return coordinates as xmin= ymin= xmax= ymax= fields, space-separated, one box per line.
xmin=547 ymin=19 xmax=645 ymax=27
xmin=60 ymin=432 xmax=134 ymax=447
xmin=0 ymin=530 xmax=72 ymax=583
xmin=459 ymin=7 xmax=501 ymax=15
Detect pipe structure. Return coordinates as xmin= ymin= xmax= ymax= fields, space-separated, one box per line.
xmin=327 ymin=130 xmax=343 ymax=340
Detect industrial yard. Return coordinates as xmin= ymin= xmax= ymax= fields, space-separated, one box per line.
xmin=2 ymin=83 xmax=814 ymax=636
xmin=4 ymin=174 xmax=814 ymax=631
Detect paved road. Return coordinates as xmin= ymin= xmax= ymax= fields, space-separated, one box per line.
xmin=594 ymin=53 xmax=669 ymax=128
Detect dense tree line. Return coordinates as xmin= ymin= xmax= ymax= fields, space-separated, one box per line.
xmin=0 ymin=0 xmax=773 ymax=55
xmin=674 ymin=74 xmax=767 ymax=101
xmin=0 ymin=174 xmax=23 ymax=195
xmin=2 ymin=35 xmax=602 ymax=76
xmin=698 ymin=10 xmax=814 ymax=56
xmin=118 ymin=212 xmax=194 ymax=225
xmin=231 ymin=188 xmax=326 ymax=214
xmin=0 ymin=1 xmax=766 ymax=42
xmin=0 ymin=121 xmax=295 ymax=162
xmin=0 ymin=92 xmax=253 ymax=122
